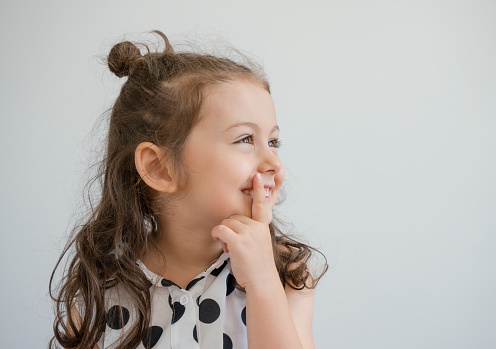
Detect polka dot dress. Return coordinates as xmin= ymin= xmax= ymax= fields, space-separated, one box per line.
xmin=96 ymin=253 xmax=247 ymax=348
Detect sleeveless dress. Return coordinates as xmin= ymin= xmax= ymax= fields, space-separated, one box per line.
xmin=96 ymin=253 xmax=247 ymax=348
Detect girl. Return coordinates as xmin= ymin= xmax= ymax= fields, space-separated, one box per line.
xmin=50 ymin=30 xmax=326 ymax=349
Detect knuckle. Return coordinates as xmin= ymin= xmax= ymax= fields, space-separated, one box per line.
xmin=213 ymin=225 xmax=225 ymax=234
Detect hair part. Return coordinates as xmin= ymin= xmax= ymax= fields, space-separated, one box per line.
xmin=49 ymin=30 xmax=326 ymax=349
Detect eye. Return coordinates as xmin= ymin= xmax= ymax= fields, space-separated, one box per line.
xmin=236 ymin=135 xmax=254 ymax=144
xmin=269 ymin=139 xmax=282 ymax=148
xmin=235 ymin=135 xmax=281 ymax=148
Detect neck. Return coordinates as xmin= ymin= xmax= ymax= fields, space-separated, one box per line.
xmin=157 ymin=219 xmax=224 ymax=268
xmin=141 ymin=212 xmax=224 ymax=286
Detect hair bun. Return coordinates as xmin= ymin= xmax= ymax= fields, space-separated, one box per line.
xmin=108 ymin=41 xmax=142 ymax=78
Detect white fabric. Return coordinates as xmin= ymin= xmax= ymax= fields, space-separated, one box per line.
xmin=98 ymin=253 xmax=247 ymax=349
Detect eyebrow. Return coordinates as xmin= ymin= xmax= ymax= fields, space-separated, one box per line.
xmin=225 ymin=122 xmax=279 ymax=133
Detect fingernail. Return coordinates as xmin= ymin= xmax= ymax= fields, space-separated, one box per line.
xmin=255 ymin=173 xmax=261 ymax=181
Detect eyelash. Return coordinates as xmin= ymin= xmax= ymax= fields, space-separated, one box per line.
xmin=237 ymin=135 xmax=282 ymax=148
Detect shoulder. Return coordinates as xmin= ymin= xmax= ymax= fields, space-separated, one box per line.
xmin=68 ymin=303 xmax=102 ymax=349
xmin=71 ymin=284 xmax=135 ymax=349
xmin=275 ymin=242 xmax=314 ymax=289
xmin=285 ymin=281 xmax=314 ymax=315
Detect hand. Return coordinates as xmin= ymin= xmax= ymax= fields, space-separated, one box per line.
xmin=211 ymin=173 xmax=280 ymax=290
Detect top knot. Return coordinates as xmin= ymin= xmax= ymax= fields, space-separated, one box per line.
xmin=108 ymin=41 xmax=142 ymax=78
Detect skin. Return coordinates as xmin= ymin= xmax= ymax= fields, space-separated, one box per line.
xmin=138 ymin=79 xmax=315 ymax=349
xmin=72 ymin=79 xmax=315 ymax=349
xmin=212 ymin=172 xmax=314 ymax=349
xmin=138 ymin=79 xmax=286 ymax=287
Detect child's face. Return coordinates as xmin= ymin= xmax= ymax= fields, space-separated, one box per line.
xmin=179 ymin=79 xmax=285 ymax=225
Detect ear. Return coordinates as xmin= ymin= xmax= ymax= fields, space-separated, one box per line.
xmin=135 ymin=142 xmax=178 ymax=193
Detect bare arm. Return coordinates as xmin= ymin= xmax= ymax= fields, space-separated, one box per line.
xmin=245 ymin=279 xmax=315 ymax=349
xmin=212 ymin=173 xmax=315 ymax=349
xmin=285 ymin=285 xmax=315 ymax=348
xmin=66 ymin=304 xmax=101 ymax=349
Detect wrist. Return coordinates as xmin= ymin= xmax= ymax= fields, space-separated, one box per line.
xmin=243 ymin=268 xmax=282 ymax=294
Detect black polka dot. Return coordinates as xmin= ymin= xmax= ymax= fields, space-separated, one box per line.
xmin=168 ymin=295 xmax=186 ymax=324
xmin=210 ymin=260 xmax=228 ymax=276
xmin=106 ymin=305 xmax=130 ymax=329
xmin=193 ymin=325 xmax=198 ymax=343
xmin=199 ymin=298 xmax=221 ymax=324
xmin=161 ymin=278 xmax=173 ymax=287
xmin=196 ymin=296 xmax=201 ymax=306
xmin=141 ymin=326 xmax=163 ymax=348
xmin=186 ymin=276 xmax=205 ymax=290
xmin=226 ymin=274 xmax=236 ymax=296
xmin=223 ymin=333 xmax=233 ymax=349
xmin=241 ymin=307 xmax=246 ymax=326
xmin=173 ymin=305 xmax=185 ymax=323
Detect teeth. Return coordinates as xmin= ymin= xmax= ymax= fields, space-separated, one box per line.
xmin=242 ymin=188 xmax=271 ymax=197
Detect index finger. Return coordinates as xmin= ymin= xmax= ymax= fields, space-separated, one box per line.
xmin=251 ymin=173 xmax=269 ymax=224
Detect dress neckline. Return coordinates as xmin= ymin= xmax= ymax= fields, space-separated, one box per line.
xmin=136 ymin=252 xmax=230 ymax=288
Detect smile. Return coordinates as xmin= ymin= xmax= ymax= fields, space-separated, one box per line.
xmin=241 ymin=186 xmax=273 ymax=198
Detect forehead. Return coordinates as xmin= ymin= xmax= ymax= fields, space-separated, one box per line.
xmin=198 ymin=80 xmax=277 ymax=131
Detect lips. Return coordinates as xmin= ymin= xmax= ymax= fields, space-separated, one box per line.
xmin=241 ymin=186 xmax=273 ymax=198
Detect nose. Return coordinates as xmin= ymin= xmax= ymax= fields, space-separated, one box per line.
xmin=257 ymin=146 xmax=283 ymax=174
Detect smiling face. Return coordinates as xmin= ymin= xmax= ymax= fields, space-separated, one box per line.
xmin=177 ymin=79 xmax=285 ymax=226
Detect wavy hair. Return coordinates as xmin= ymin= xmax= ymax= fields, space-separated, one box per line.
xmin=49 ymin=30 xmax=327 ymax=349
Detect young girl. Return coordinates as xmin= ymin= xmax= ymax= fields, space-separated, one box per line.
xmin=50 ymin=30 xmax=326 ymax=349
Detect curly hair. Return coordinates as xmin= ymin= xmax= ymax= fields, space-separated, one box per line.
xmin=49 ymin=30 xmax=327 ymax=349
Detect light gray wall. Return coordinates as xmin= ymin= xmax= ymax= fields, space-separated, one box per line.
xmin=1 ymin=0 xmax=495 ymax=348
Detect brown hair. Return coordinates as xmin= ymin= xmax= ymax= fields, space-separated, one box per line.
xmin=49 ymin=30 xmax=327 ymax=349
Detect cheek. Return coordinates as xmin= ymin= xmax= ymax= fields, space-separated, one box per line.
xmin=215 ymin=156 xmax=252 ymax=186
xmin=271 ymin=166 xmax=285 ymax=204
xmin=275 ymin=166 xmax=285 ymax=188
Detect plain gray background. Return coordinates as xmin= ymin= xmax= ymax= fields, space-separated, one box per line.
xmin=1 ymin=0 xmax=495 ymax=348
